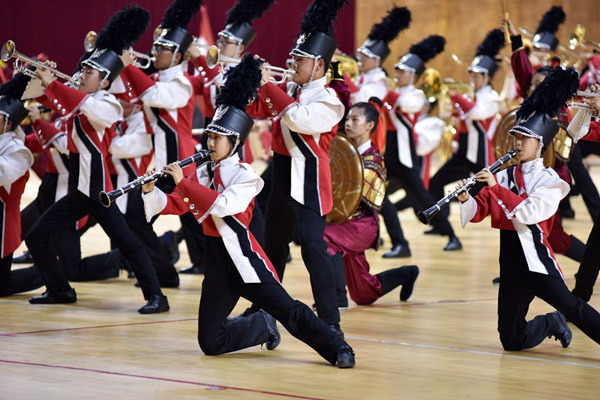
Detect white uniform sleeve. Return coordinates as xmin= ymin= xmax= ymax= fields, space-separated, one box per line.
xmin=109 ymin=112 xmax=153 ymax=159
xmin=79 ymin=92 xmax=123 ymax=130
xmin=282 ymin=91 xmax=344 ymax=135
xmin=567 ymin=108 xmax=592 ymax=143
xmin=397 ymin=89 xmax=426 ymax=114
xmin=351 ymin=81 xmax=388 ymax=104
xmin=142 ymin=187 xmax=168 ymax=223
xmin=465 ymin=88 xmax=502 ymax=120
xmin=510 ymin=172 xmax=570 ymax=225
xmin=459 ymin=196 xmax=478 ymax=228
xmin=140 ymin=77 xmax=193 ymax=110
xmin=0 ymin=145 xmax=34 ymax=187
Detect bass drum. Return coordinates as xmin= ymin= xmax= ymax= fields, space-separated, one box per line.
xmin=327 ymin=133 xmax=364 ymax=224
xmin=494 ymin=108 xmax=555 ymax=168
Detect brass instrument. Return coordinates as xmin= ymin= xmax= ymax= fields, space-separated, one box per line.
xmin=417 ymin=150 xmax=520 ymax=224
xmin=331 ymin=51 xmax=360 ymax=81
xmin=327 ymin=133 xmax=364 ymax=224
xmin=518 ymin=27 xmax=583 ymax=68
xmin=206 ymin=45 xmax=295 ymax=84
xmin=84 ymin=30 xmax=155 ymax=69
xmin=1 ymin=40 xmax=76 ymax=84
xmin=99 ymin=149 xmax=213 ymax=207
xmin=568 ymin=24 xmax=600 ymax=52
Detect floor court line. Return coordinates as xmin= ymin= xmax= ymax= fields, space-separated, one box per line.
xmin=0 ymin=359 xmax=325 ymax=400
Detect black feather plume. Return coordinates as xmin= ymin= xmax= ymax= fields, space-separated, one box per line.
xmin=161 ymin=0 xmax=203 ymax=31
xmin=299 ymin=0 xmax=349 ymax=37
xmin=216 ymin=54 xmax=262 ymax=109
xmin=409 ymin=35 xmax=446 ymax=63
xmin=517 ymin=67 xmax=579 ymax=120
xmin=0 ymin=73 xmax=30 ymax=100
xmin=475 ymin=29 xmax=505 ymax=57
xmin=535 ymin=6 xmax=566 ymax=34
xmin=367 ymin=7 xmax=411 ymax=44
xmin=226 ymin=0 xmax=275 ymax=26
xmin=95 ymin=5 xmax=150 ymax=54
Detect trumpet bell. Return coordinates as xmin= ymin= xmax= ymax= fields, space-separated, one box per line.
xmin=84 ymin=30 xmax=97 ymax=53
xmin=1 ymin=40 xmax=15 ymax=62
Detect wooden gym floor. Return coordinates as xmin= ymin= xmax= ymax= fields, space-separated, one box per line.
xmin=2 ymin=168 xmax=600 ymax=400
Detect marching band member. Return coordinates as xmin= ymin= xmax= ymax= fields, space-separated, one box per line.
xmin=458 ymin=68 xmax=600 ymax=350
xmin=141 ymin=55 xmax=355 ymax=368
xmin=348 ymin=6 xmax=411 ymax=104
xmin=324 ymin=98 xmax=419 ymax=307
xmin=246 ymin=0 xmax=349 ymax=337
xmin=381 ymin=34 xmax=462 ymax=252
xmin=26 ymin=5 xmax=169 ymax=313
xmin=429 ymin=29 xmax=505 ymax=215
xmin=0 ymin=73 xmax=43 ymax=296
xmin=119 ymin=0 xmax=204 ymax=283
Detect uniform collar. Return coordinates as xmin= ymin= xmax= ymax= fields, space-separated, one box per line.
xmin=357 ymin=139 xmax=372 ymax=154
xmin=213 ymin=153 xmax=240 ymax=169
xmin=301 ymin=76 xmax=327 ymax=91
xmin=520 ymin=157 xmax=544 ymax=175
xmin=159 ymin=63 xmax=184 ymax=81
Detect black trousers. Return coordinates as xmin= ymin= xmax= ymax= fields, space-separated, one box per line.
xmin=387 ymin=163 xmax=455 ymax=236
xmin=497 ymin=230 xmax=600 ymax=350
xmin=0 ymin=254 xmax=44 ymax=296
xmin=428 ymin=153 xmax=485 ymax=219
xmin=263 ymin=154 xmax=340 ymax=326
xmin=573 ymin=215 xmax=600 ymax=302
xmin=26 ymin=191 xmax=162 ymax=299
xmin=380 ymin=196 xmax=409 ymax=247
xmin=197 ymin=237 xmax=345 ymax=365
xmin=567 ymin=144 xmax=600 ymax=221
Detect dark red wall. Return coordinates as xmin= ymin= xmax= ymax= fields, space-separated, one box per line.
xmin=1 ymin=0 xmax=355 ymax=76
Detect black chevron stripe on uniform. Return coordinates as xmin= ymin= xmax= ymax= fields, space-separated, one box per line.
xmin=120 ymin=159 xmax=138 ymax=182
xmin=73 ymin=116 xmax=105 ymax=201
xmin=58 ymin=153 xmax=70 ymax=170
xmin=288 ymin=130 xmax=321 ymax=213
xmin=527 ymin=223 xmax=562 ymax=278
xmin=222 ymin=215 xmax=278 ymax=284
xmin=396 ymin=111 xmax=420 ymax=169
xmin=506 ymin=166 xmax=519 ymax=195
xmin=472 ymin=120 xmax=488 ymax=167
xmin=151 ymin=108 xmax=179 ymax=165
xmin=0 ymin=198 xmax=5 ymax=257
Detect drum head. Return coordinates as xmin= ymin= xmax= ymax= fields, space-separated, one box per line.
xmin=327 ymin=133 xmax=364 ymax=224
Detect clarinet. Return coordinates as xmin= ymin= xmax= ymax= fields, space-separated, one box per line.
xmin=417 ymin=149 xmax=520 ymax=225
xmin=99 ymin=149 xmax=213 ymax=208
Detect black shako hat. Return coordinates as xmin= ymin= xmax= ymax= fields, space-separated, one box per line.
xmin=289 ymin=0 xmax=349 ymax=70
xmin=510 ymin=67 xmax=579 ymax=150
xmin=394 ymin=35 xmax=446 ymax=78
xmin=0 ymin=72 xmax=29 ymax=127
xmin=153 ymin=0 xmax=203 ymax=55
xmin=468 ymin=29 xmax=505 ymax=77
xmin=219 ymin=0 xmax=275 ymax=48
xmin=532 ymin=6 xmax=566 ymax=52
xmin=357 ymin=7 xmax=411 ymax=62
xmin=83 ymin=5 xmax=150 ymax=83
xmin=206 ymin=54 xmax=263 ymax=150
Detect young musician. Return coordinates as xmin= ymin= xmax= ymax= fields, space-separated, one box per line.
xmin=246 ymin=0 xmax=349 ymax=337
xmin=324 ymin=99 xmax=419 ymax=307
xmin=458 ymin=68 xmax=600 ymax=350
xmin=0 ymin=73 xmax=44 ymax=296
xmin=381 ymin=34 xmax=462 ymax=252
xmin=429 ymin=29 xmax=505 ymax=217
xmin=25 ymin=6 xmax=169 ymax=313
xmin=141 ymin=55 xmax=355 ymax=368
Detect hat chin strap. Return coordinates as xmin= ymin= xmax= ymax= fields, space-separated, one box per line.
xmin=303 ymin=56 xmax=321 ymax=88
xmin=535 ymin=138 xmax=544 ymax=159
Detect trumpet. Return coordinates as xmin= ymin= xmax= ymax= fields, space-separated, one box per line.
xmin=99 ymin=149 xmax=213 ymax=208
xmin=518 ymin=27 xmax=583 ymax=68
xmin=84 ymin=30 xmax=155 ymax=69
xmin=568 ymin=24 xmax=600 ymax=52
xmin=206 ymin=45 xmax=295 ymax=84
xmin=577 ymin=90 xmax=600 ymax=98
xmin=1 ymin=40 xmax=77 ymax=85
xmin=417 ymin=149 xmax=520 ymax=224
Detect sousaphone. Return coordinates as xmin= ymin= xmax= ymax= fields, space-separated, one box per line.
xmin=327 ymin=133 xmax=364 ymax=224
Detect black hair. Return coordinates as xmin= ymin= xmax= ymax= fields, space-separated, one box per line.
xmin=349 ymin=97 xmax=381 ymax=134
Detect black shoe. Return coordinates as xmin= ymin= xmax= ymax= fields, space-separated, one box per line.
xmin=443 ymin=236 xmax=462 ymax=251
xmin=179 ymin=264 xmax=204 ymax=274
xmin=424 ymin=227 xmax=442 ymax=235
xmin=135 ymin=275 xmax=179 ymax=288
xmin=138 ymin=294 xmax=170 ymax=314
xmin=336 ymin=345 xmax=355 ymax=368
xmin=492 ymin=276 xmax=500 ymax=285
xmin=13 ymin=251 xmax=34 ymax=264
xmin=329 ymin=323 xmax=345 ymax=339
xmin=29 ymin=288 xmax=77 ymax=304
xmin=547 ymin=311 xmax=572 ymax=348
xmin=260 ymin=310 xmax=280 ymax=350
xmin=400 ymin=266 xmax=419 ymax=301
xmin=382 ymin=244 xmax=411 ymax=258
